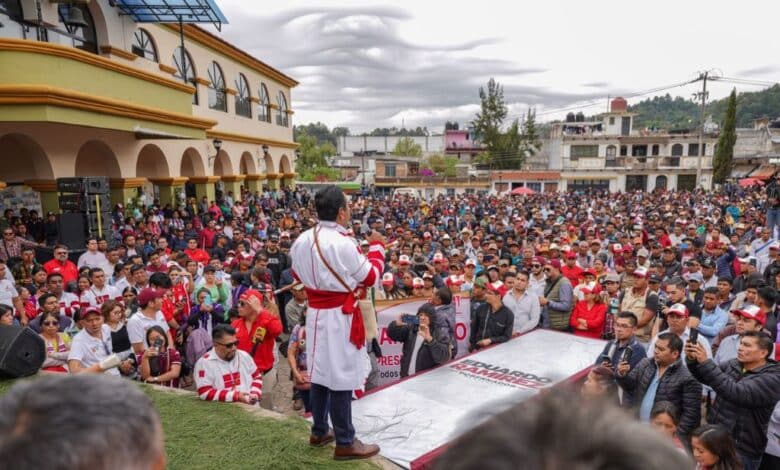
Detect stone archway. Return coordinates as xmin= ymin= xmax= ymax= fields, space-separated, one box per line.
xmin=239 ymin=151 xmax=256 ymax=174
xmin=136 ymin=144 xmax=170 ymax=178
xmin=75 ymin=140 xmax=122 ymax=177
xmin=263 ymin=153 xmax=274 ymax=174
xmin=279 ymin=154 xmax=292 ymax=174
xmin=180 ymin=147 xmax=206 ymax=177
xmin=0 ymin=133 xmax=54 ymax=183
xmin=213 ymin=150 xmax=232 ymax=176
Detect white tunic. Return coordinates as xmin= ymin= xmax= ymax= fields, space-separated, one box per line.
xmin=290 ymin=221 xmax=381 ymax=391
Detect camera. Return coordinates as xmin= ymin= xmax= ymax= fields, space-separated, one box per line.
xmin=401 ymin=314 xmax=419 ymax=326
xmin=153 ymin=338 xmax=164 ymax=349
xmin=689 ymin=327 xmax=699 ymax=344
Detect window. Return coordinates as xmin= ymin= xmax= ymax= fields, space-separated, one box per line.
xmin=276 ymin=91 xmax=289 ymax=127
xmin=0 ymin=0 xmax=24 ymax=39
xmin=235 ymin=74 xmax=251 ymax=118
xmin=631 ymin=145 xmax=647 ymax=157
xmin=652 ymin=144 xmax=660 ymax=156
xmin=385 ymin=164 xmax=396 ymax=177
xmin=620 ymin=145 xmax=628 ymax=156
xmin=173 ymin=47 xmax=198 ymax=105
xmin=688 ymin=143 xmax=700 ymax=157
xmin=207 ymin=62 xmax=227 ymax=112
xmin=671 ymin=144 xmax=684 ymax=156
xmin=606 ymin=145 xmax=617 ymax=158
xmin=258 ymin=84 xmax=271 ymax=123
xmin=131 ymin=29 xmax=158 ymax=62
xmin=527 ymin=182 xmax=542 ymax=192
xmin=609 ymin=117 xmax=615 ymax=125
xmin=53 ymin=3 xmax=97 ymax=54
xmin=570 ymin=145 xmax=599 ymax=159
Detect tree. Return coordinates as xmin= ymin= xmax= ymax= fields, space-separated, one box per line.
xmin=422 ymin=154 xmax=458 ymax=177
xmin=472 ymin=78 xmax=507 ymax=155
xmin=519 ymin=108 xmax=543 ymax=160
xmin=392 ymin=137 xmax=423 ymax=157
xmin=445 ymin=121 xmax=460 ymax=131
xmin=332 ymin=127 xmax=350 ymax=138
xmin=713 ymin=88 xmax=737 ymax=184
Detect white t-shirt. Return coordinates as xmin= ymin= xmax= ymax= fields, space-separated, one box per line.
xmin=0 ymin=279 xmax=18 ymax=306
xmin=68 ymin=324 xmax=117 ymax=375
xmin=126 ymin=310 xmax=168 ymax=348
xmin=80 ymin=285 xmax=121 ymax=308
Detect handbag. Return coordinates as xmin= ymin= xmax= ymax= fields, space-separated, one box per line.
xmin=313 ymin=228 xmax=378 ymax=342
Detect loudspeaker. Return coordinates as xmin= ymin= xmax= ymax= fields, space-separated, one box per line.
xmin=0 ymin=326 xmax=46 ymax=378
xmin=57 ymin=177 xmax=110 ymax=195
xmin=57 ymin=213 xmax=112 ymax=248
xmin=59 ymin=193 xmax=111 ymax=212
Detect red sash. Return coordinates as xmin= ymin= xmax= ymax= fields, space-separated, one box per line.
xmin=305 ymin=288 xmax=365 ymax=350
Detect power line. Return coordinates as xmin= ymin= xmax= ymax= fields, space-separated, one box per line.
xmin=710 ymin=76 xmax=777 ymax=87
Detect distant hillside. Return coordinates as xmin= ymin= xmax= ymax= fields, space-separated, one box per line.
xmin=629 ymin=84 xmax=780 ymax=130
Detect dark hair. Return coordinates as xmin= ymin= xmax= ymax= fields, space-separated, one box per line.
xmin=89 ymin=267 xmax=104 ymax=278
xmin=314 ymin=185 xmax=346 ymax=221
xmin=100 ymin=300 xmax=122 ymax=322
xmin=0 ymin=375 xmax=164 ymax=469
xmin=417 ymin=303 xmax=436 ymax=321
xmin=129 ymin=264 xmax=146 ymax=275
xmin=212 ymin=324 xmax=235 ymax=341
xmin=145 ymin=325 xmax=169 ymax=349
xmin=122 ymin=286 xmax=138 ymax=297
xmin=0 ymin=304 xmax=14 ymax=319
xmin=691 ymin=425 xmax=741 ymax=470
xmin=149 ymin=272 xmax=172 ymax=289
xmin=703 ymin=286 xmax=719 ymax=296
xmin=665 ymin=277 xmax=685 ymax=291
xmin=716 ymin=276 xmax=733 ymax=286
xmin=657 ymin=332 xmax=683 ymax=355
xmin=435 ymin=287 xmax=452 ymax=306
xmin=434 ymin=389 xmax=690 ymax=470
xmin=617 ymin=311 xmax=638 ymax=327
xmin=46 ymin=272 xmax=63 ymax=283
xmin=757 ymin=286 xmax=777 ymax=307
xmin=38 ymin=310 xmax=59 ymax=326
xmin=740 ymin=331 xmax=774 ymax=360
xmin=650 ymin=401 xmax=680 ymax=426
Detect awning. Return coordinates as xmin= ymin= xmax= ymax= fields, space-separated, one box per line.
xmin=731 ymin=165 xmax=758 ymax=178
xmin=749 ymin=164 xmax=778 ymax=180
xmin=112 ymin=0 xmax=228 ymax=30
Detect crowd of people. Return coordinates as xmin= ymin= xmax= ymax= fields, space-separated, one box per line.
xmin=1 ymin=178 xmax=780 ymax=466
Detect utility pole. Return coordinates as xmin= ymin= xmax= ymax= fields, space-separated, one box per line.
xmin=695 ymin=71 xmax=709 ymax=188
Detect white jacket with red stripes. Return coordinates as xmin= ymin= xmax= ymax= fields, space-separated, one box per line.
xmin=194 ymin=349 xmax=262 ymax=402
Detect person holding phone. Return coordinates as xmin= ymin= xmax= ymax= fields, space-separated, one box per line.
xmin=646 ymin=303 xmax=712 ymax=366
xmin=387 ymin=304 xmax=451 ymax=378
xmin=139 ymin=325 xmax=181 ymax=388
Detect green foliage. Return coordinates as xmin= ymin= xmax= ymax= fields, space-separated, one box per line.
xmin=472 ymin=78 xmax=508 ymax=159
xmin=709 ymin=84 xmax=780 ymax=128
xmin=293 ymin=122 xmax=339 ymax=146
xmin=630 ymin=94 xmax=700 ymax=131
xmin=421 ymin=154 xmax=458 ymax=177
xmin=520 ymin=109 xmax=543 ymax=158
xmin=392 ymin=136 xmax=423 ymax=157
xmin=713 ymin=89 xmax=738 ymax=184
xmin=361 ymin=126 xmax=429 ymax=137
xmin=297 ymin=166 xmax=341 ymax=182
xmin=295 ymin=129 xmax=338 ymax=181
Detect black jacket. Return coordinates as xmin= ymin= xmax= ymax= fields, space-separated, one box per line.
xmin=616 ymin=357 xmax=702 ymax=437
xmin=469 ymin=303 xmax=514 ymax=351
xmin=688 ymin=358 xmax=780 ymax=458
xmin=386 ymin=315 xmax=451 ymax=378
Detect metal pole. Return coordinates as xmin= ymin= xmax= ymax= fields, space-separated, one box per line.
xmin=696 ymin=71 xmax=708 ymax=187
xmin=178 ymin=16 xmax=187 ymax=85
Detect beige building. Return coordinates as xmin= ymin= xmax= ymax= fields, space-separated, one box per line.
xmin=0 ymin=0 xmax=298 ymax=215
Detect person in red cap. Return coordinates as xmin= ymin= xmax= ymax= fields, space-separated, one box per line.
xmin=569 ymin=282 xmax=606 ymax=339
xmin=232 ymin=289 xmax=282 ymax=410
xmin=289 ymin=186 xmax=385 ymax=460
xmin=469 ymin=281 xmax=514 ymax=351
xmin=561 ymin=251 xmax=583 ymax=286
xmin=714 ymin=305 xmax=767 ymax=364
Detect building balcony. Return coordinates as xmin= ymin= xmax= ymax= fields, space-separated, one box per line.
xmin=375 ymin=175 xmax=489 ymax=187
xmin=0 ymin=38 xmax=213 ymax=138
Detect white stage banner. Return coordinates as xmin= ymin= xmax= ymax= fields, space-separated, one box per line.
xmin=374 ymin=295 xmax=471 ymax=385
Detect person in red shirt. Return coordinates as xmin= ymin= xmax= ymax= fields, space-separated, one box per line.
xmin=199 ymin=219 xmax=218 ymax=250
xmin=183 ymin=238 xmax=210 ymax=265
xmin=561 ymin=251 xmax=583 ymax=286
xmin=570 ymin=282 xmax=606 ymax=339
xmin=43 ymin=245 xmax=79 ymax=284
xmin=232 ymin=289 xmax=282 ymax=411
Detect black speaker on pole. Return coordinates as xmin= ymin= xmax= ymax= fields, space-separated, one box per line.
xmin=57 ymin=177 xmax=109 ymax=195
xmin=0 ymin=326 xmax=46 ymax=378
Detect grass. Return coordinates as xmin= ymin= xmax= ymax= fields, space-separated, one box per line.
xmin=1 ymin=378 xmax=377 ymax=470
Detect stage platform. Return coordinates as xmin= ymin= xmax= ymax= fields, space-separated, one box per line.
xmin=352 ymin=329 xmax=606 ymax=469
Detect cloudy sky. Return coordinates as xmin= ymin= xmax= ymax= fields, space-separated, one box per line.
xmin=212 ymin=0 xmax=779 ymax=133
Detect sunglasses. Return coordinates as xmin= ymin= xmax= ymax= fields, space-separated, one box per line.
xmin=3 ymin=232 xmax=13 ymax=236
xmin=216 ymin=341 xmax=239 ymax=348
xmin=531 ymin=264 xmax=542 ymax=268
xmin=42 ymin=321 xmax=59 ymax=326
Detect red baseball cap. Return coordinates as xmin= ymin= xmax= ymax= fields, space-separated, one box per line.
xmin=137 ymin=288 xmax=165 ymax=307
xmin=666 ymin=303 xmax=689 ymax=317
xmin=731 ymin=305 xmax=766 ymax=325
xmin=239 ymin=289 xmax=264 ymax=304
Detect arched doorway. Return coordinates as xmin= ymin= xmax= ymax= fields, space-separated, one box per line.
xmin=213 ymin=150 xmax=232 ymax=176
xmin=136 ymin=144 xmax=169 ymax=177
xmin=75 ymin=140 xmax=122 ymax=177
xmin=655 ymin=175 xmax=668 ymax=190
xmin=0 ymin=133 xmax=54 ymax=183
xmin=239 ymin=151 xmax=256 ymax=174
xmin=263 ymin=153 xmax=274 ymax=174
xmin=279 ymin=154 xmax=292 ymax=174
xmin=181 ymin=147 xmax=205 ymax=198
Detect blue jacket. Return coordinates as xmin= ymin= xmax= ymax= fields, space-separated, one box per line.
xmin=698 ymin=306 xmax=728 ymax=342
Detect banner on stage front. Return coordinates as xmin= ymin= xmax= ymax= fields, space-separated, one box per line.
xmin=374 ymin=295 xmax=470 ymax=386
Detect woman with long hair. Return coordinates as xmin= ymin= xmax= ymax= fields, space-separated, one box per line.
xmin=138 ymin=325 xmax=181 ymax=387
xmin=691 ymin=425 xmax=742 ymax=470
xmin=649 ymin=401 xmax=686 ymax=452
xmin=570 ymin=282 xmax=606 ymax=338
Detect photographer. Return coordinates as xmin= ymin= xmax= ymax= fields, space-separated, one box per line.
xmin=470 ymin=282 xmax=514 ymax=352
xmin=139 ymin=325 xmax=181 ymax=387
xmin=386 ymin=304 xmax=451 ymax=378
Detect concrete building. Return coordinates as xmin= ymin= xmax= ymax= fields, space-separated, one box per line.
xmin=732 ymin=117 xmax=780 ymax=180
xmin=553 ymin=97 xmax=717 ymax=192
xmin=0 ymin=0 xmax=298 ymax=216
xmin=337 ymin=134 xmax=444 ymax=156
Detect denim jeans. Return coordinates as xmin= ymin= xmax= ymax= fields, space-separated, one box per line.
xmin=310 ymin=383 xmax=355 ymax=447
xmin=766 ymin=207 xmax=780 ymax=238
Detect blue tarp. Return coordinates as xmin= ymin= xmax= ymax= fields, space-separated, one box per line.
xmin=112 ymin=0 xmax=228 ymax=28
